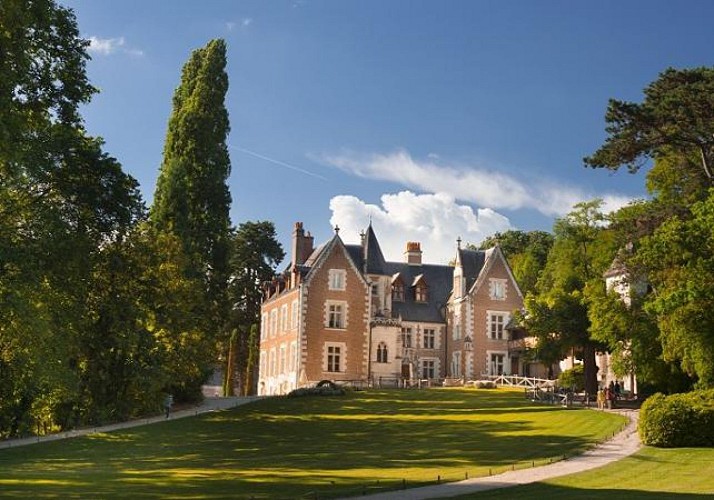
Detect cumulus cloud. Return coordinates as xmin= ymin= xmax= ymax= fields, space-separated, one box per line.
xmin=329 ymin=191 xmax=512 ymax=264
xmin=321 ymin=149 xmax=633 ymax=217
xmin=226 ymin=18 xmax=253 ymax=31
xmin=87 ymin=36 xmax=143 ymax=57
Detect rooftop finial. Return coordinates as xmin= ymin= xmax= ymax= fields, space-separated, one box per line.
xmin=334 ymin=225 xmax=340 ymax=234
xmin=457 ymin=236 xmax=462 ymax=249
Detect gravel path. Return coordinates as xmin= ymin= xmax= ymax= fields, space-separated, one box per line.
xmin=352 ymin=409 xmax=640 ymax=500
xmin=0 ymin=396 xmax=260 ymax=450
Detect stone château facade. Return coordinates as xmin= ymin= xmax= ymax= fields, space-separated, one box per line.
xmin=258 ymin=222 xmax=544 ymax=396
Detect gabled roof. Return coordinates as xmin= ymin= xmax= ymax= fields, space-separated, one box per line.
xmin=303 ymin=234 xmax=369 ymax=289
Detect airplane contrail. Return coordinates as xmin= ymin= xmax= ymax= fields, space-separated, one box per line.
xmin=228 ymin=144 xmax=328 ymax=181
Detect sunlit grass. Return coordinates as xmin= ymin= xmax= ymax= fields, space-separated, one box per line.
xmin=462 ymin=446 xmax=714 ymax=499
xmin=0 ymin=388 xmax=625 ymax=498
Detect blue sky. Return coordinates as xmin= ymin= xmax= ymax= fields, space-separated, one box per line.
xmin=65 ymin=0 xmax=714 ymax=263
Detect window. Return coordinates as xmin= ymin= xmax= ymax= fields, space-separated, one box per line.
xmin=280 ymin=305 xmax=288 ymax=333
xmin=453 ymin=323 xmax=461 ymax=341
xmin=490 ymin=353 xmax=505 ymax=375
xmin=489 ymin=312 xmax=508 ymax=340
xmin=452 ymin=352 xmax=461 ymax=377
xmin=291 ymin=300 xmax=298 ymax=330
xmin=327 ymin=345 xmax=342 ymax=372
xmin=261 ymin=314 xmax=267 ymax=340
xmin=279 ymin=344 xmax=286 ymax=375
xmin=392 ymin=281 xmax=404 ymax=301
xmin=269 ymin=349 xmax=276 ymax=377
xmin=259 ymin=352 xmax=266 ymax=379
xmin=326 ymin=302 xmax=346 ymax=329
xmin=376 ymin=342 xmax=388 ymax=363
xmin=269 ymin=310 xmax=278 ymax=337
xmin=423 ymin=329 xmax=435 ymax=349
xmin=401 ymin=327 xmax=412 ymax=348
xmin=288 ymin=342 xmax=295 ymax=372
xmin=421 ymin=359 xmax=436 ymax=379
xmin=490 ymin=279 xmax=507 ymax=300
xmin=415 ymin=283 xmax=428 ymax=302
xmin=328 ymin=269 xmax=346 ymax=290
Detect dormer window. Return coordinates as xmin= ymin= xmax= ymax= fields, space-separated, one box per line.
xmin=413 ymin=274 xmax=427 ymax=302
xmin=415 ymin=283 xmax=428 ymax=302
xmin=392 ymin=273 xmax=404 ymax=302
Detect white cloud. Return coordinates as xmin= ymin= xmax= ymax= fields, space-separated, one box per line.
xmin=87 ymin=36 xmax=143 ymax=57
xmin=226 ymin=18 xmax=253 ymax=31
xmin=321 ymin=149 xmax=633 ymax=217
xmin=329 ymin=191 xmax=512 ymax=264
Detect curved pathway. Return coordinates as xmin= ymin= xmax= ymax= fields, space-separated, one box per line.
xmin=0 ymin=396 xmax=259 ymax=450
xmin=353 ymin=409 xmax=640 ymax=500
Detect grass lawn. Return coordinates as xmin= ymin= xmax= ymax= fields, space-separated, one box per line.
xmin=0 ymin=388 xmax=625 ymax=499
xmin=461 ymin=446 xmax=714 ymax=499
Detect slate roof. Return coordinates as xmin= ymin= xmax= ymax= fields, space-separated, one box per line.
xmin=457 ymin=247 xmax=487 ymax=291
xmin=385 ymin=261 xmax=453 ymax=323
xmin=363 ymin=224 xmax=388 ymax=275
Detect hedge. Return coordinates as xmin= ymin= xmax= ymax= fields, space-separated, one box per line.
xmin=639 ymin=389 xmax=714 ymax=447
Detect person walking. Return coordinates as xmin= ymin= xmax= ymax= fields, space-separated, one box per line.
xmin=596 ymin=387 xmax=605 ymax=410
xmin=164 ymin=394 xmax=174 ymax=418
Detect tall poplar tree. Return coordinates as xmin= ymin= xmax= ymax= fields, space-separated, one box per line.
xmin=150 ymin=39 xmax=232 ymax=390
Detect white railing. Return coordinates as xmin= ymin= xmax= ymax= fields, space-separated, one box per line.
xmin=482 ymin=374 xmax=554 ymax=389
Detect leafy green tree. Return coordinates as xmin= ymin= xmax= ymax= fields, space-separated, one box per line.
xmin=479 ymin=230 xmax=554 ymax=295
xmin=585 ymin=67 xmax=714 ymax=185
xmin=1 ymin=0 xmax=144 ymax=435
xmin=150 ymin=39 xmax=233 ymax=396
xmin=636 ymin=190 xmax=714 ymax=388
xmin=523 ymin=200 xmax=615 ymax=393
xmin=225 ymin=221 xmax=284 ymax=395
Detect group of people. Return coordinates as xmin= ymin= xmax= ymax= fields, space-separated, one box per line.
xmin=596 ymin=381 xmax=621 ymax=410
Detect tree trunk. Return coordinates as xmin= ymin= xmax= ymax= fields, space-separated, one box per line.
xmin=582 ymin=343 xmax=599 ymax=395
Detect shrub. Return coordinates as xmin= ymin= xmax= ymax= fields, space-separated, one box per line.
xmin=286 ymin=385 xmax=346 ymax=398
xmin=471 ymin=380 xmax=497 ymax=389
xmin=558 ymin=364 xmax=585 ymax=392
xmin=639 ymin=390 xmax=714 ymax=447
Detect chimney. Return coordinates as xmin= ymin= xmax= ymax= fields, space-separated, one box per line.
xmin=404 ymin=241 xmax=422 ymax=265
xmin=291 ymin=222 xmax=314 ymax=269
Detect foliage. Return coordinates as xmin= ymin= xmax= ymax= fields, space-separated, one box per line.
xmin=636 ymin=190 xmax=714 ymax=387
xmin=639 ymin=390 xmax=714 ymax=447
xmin=150 ymin=38 xmax=233 ymax=399
xmin=585 ymin=66 xmax=714 ymax=185
xmin=225 ymin=221 xmax=284 ymax=395
xmin=558 ymin=364 xmax=584 ymax=392
xmin=479 ymin=230 xmax=554 ymax=295
xmin=287 ymin=385 xmax=347 ymax=397
xmin=522 ymin=200 xmax=615 ymax=393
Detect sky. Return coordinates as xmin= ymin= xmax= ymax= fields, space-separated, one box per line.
xmin=64 ymin=0 xmax=714 ymax=264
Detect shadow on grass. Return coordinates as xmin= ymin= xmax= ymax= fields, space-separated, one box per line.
xmin=0 ymin=389 xmax=624 ymax=499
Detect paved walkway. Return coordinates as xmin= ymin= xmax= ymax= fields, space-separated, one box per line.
xmin=0 ymin=396 xmax=259 ymax=450
xmin=353 ymin=409 xmax=640 ymax=500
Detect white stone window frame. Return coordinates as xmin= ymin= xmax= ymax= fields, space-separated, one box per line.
xmin=325 ymin=300 xmax=348 ymax=330
xmin=451 ymin=351 xmax=462 ymax=377
xmin=486 ymin=310 xmax=510 ymax=340
xmin=289 ymin=341 xmax=297 ymax=372
xmin=328 ymin=268 xmax=347 ymax=291
xmin=422 ymin=328 xmax=436 ymax=349
xmin=487 ymin=350 xmax=508 ymax=376
xmin=290 ymin=299 xmax=299 ymax=330
xmin=269 ymin=309 xmax=278 ymax=338
xmin=261 ymin=313 xmax=267 ymax=340
xmin=489 ymin=278 xmax=508 ymax=301
xmin=421 ymin=358 xmax=438 ymax=379
xmin=279 ymin=343 xmax=287 ymax=375
xmin=280 ymin=304 xmax=288 ymax=333
xmin=324 ymin=341 xmax=346 ymax=373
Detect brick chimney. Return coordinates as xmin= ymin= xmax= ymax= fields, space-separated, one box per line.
xmin=404 ymin=241 xmax=422 ymax=265
xmin=291 ymin=222 xmax=314 ymax=269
